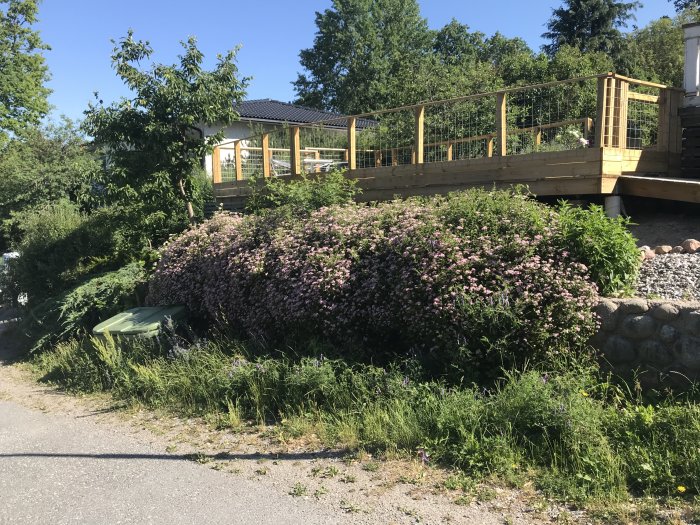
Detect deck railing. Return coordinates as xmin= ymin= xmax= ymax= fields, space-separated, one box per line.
xmin=212 ymin=73 xmax=683 ymax=184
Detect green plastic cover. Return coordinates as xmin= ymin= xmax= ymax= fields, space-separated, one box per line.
xmin=92 ymin=306 xmax=186 ymax=338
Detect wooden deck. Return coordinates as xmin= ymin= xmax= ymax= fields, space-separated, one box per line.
xmin=213 ymin=73 xmax=700 ymax=208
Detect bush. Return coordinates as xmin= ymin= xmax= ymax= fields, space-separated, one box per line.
xmin=149 ymin=189 xmax=600 ymax=378
xmin=9 ymin=200 xmax=121 ymax=305
xmin=556 ymin=202 xmax=640 ymax=296
xmin=245 ymin=170 xmax=360 ymax=215
xmin=23 ymin=262 xmax=147 ymax=351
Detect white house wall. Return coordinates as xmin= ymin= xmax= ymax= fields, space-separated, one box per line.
xmin=202 ymin=121 xmax=280 ymax=176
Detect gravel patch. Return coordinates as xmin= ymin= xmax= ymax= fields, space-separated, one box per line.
xmin=635 ymin=253 xmax=700 ymax=300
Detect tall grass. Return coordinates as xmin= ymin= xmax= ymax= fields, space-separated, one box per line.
xmin=35 ymin=335 xmax=700 ymax=504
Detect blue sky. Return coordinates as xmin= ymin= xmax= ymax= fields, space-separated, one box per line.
xmin=36 ymin=0 xmax=674 ymax=122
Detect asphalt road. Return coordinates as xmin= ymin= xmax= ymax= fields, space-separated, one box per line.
xmin=0 ymin=400 xmax=353 ymax=525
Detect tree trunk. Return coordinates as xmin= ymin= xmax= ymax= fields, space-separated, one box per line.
xmin=178 ymin=178 xmax=196 ymax=224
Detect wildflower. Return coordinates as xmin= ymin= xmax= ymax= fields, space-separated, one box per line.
xmin=580 ymin=390 xmax=589 ymax=397
xmin=677 ymin=485 xmax=687 ymax=494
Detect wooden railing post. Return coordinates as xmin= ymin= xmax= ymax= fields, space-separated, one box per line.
xmin=446 ymin=142 xmax=453 ymax=161
xmin=414 ymin=105 xmax=425 ymax=164
xmin=261 ymin=133 xmax=271 ymax=178
xmin=496 ymin=92 xmax=507 ymax=156
xmin=658 ymin=88 xmax=683 ymax=154
xmin=347 ymin=117 xmax=356 ymax=170
xmin=290 ymin=126 xmax=302 ymax=175
xmin=212 ymin=146 xmax=222 ymax=183
xmin=234 ymin=140 xmax=243 ymax=181
xmin=669 ymin=89 xmax=683 ymax=154
xmin=314 ymin=150 xmax=321 ymax=173
xmin=584 ymin=118 xmax=593 ymax=142
xmin=595 ymin=75 xmax=609 ymax=148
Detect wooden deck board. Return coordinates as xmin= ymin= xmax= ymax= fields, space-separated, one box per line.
xmin=617 ymin=175 xmax=700 ymax=203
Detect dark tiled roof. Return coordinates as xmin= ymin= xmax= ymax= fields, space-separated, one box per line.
xmin=237 ymin=99 xmax=374 ymax=129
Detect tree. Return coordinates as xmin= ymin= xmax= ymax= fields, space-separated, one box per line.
xmin=542 ymin=0 xmax=641 ymax=58
xmin=0 ymin=119 xmax=98 ymax=251
xmin=622 ymin=11 xmax=700 ymax=86
xmin=433 ymin=19 xmax=486 ymax=66
xmin=83 ymin=31 xmax=248 ymax=227
xmin=0 ymin=0 xmax=50 ymax=142
xmin=669 ymin=0 xmax=699 ymax=12
xmin=293 ymin=0 xmax=432 ymax=114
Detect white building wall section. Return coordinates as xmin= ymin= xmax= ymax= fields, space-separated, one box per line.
xmin=202 ymin=121 xmax=281 ymax=176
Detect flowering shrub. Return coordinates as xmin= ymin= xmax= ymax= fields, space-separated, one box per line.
xmin=149 ymin=189 xmax=600 ymax=375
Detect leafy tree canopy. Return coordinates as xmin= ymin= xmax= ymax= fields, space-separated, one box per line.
xmin=542 ymin=0 xmax=641 ymax=59
xmin=670 ymin=0 xmax=699 ymax=12
xmin=0 ymin=119 xmax=98 ymax=251
xmin=83 ymin=31 xmax=248 ymax=230
xmin=293 ymin=0 xmax=432 ymax=114
xmin=0 ymin=0 xmax=50 ymax=143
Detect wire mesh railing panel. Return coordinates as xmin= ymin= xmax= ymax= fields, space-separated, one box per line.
xmin=424 ymin=97 xmax=496 ymax=163
xmin=626 ymin=84 xmax=660 ymax=150
xmin=505 ymin=78 xmax=597 ymax=155
xmin=268 ymin=128 xmax=291 ymax=176
xmin=355 ymin=110 xmax=414 ymax=169
xmin=218 ymin=146 xmax=237 ymax=183
xmin=300 ymin=121 xmax=349 ymax=174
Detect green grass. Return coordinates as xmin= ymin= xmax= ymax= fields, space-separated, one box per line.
xmin=33 ymin=334 xmax=700 ymax=508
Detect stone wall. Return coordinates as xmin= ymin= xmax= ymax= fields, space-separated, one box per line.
xmin=593 ymin=298 xmax=700 ymax=390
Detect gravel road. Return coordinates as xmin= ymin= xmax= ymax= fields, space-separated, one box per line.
xmin=0 ymin=399 xmax=361 ymax=525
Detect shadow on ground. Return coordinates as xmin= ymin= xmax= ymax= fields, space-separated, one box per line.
xmin=0 ymin=450 xmax=347 ymax=462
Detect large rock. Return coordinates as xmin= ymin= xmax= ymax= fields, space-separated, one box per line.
xmin=659 ymin=324 xmax=678 ymax=344
xmin=654 ymin=245 xmax=673 ymax=255
xmin=603 ymin=336 xmax=636 ymax=364
xmin=617 ymin=298 xmax=649 ymax=315
xmin=639 ymin=340 xmax=672 ymax=366
xmin=678 ymin=336 xmax=700 ymax=371
xmin=681 ymin=239 xmax=700 ymax=254
xmin=651 ymin=303 xmax=680 ymax=321
xmin=621 ymin=314 xmax=657 ymax=339
xmin=595 ymin=299 xmax=620 ymax=331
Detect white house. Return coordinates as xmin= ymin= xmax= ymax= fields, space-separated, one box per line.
xmin=203 ymin=99 xmax=370 ymax=179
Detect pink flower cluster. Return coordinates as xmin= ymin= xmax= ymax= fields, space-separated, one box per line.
xmin=148 ymin=196 xmax=599 ymax=361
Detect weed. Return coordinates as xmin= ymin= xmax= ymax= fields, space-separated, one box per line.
xmin=340 ymin=473 xmax=357 ymax=483
xmin=362 ymin=461 xmax=380 ymax=472
xmin=289 ymin=483 xmax=307 ymax=497
xmin=339 ymin=499 xmax=362 ymax=513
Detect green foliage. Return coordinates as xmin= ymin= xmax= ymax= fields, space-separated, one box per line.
xmin=556 ymin=202 xmax=640 ymax=295
xmin=23 ymin=263 xmax=147 ymax=352
xmin=0 ymin=0 xmax=50 ymax=141
xmin=542 ymin=0 xmax=641 ymax=60
xmin=35 ymin=336 xmax=700 ymax=503
xmin=245 ymin=170 xmax=360 ymax=215
xmin=82 ymin=30 xmax=248 ymax=226
xmin=624 ymin=10 xmax=700 ymax=87
xmin=670 ymin=0 xmax=699 ymax=12
xmin=9 ymin=200 xmax=119 ymax=304
xmin=0 ymin=120 xmax=99 ymax=251
xmin=294 ymin=0 xmax=432 ymax=113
